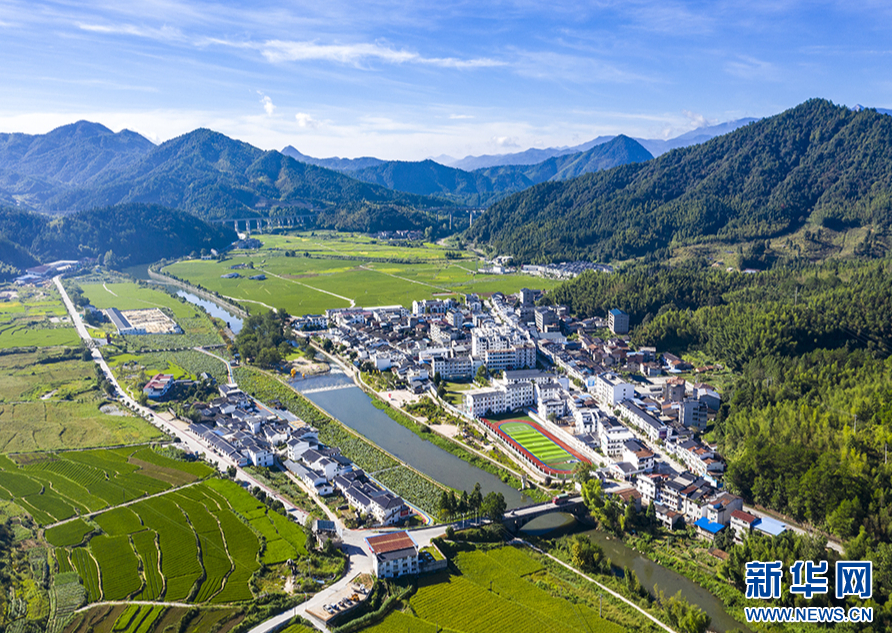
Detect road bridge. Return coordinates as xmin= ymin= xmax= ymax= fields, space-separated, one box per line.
xmin=210 ymin=215 xmax=316 ymax=232
xmin=502 ymin=495 xmax=588 ymax=532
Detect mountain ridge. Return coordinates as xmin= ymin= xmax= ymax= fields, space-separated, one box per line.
xmin=464 ymin=99 xmax=892 ymax=263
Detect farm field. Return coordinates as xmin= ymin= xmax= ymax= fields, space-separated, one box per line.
xmin=361 ymin=546 xmax=625 ymax=633
xmin=64 ymin=604 xmax=244 ymax=633
xmin=107 ymin=348 xmax=231 ymax=390
xmin=0 ymin=285 xmax=81 ymax=348
xmin=60 ymin=478 xmax=308 ymax=606
xmin=76 ymin=281 xmax=223 ymax=349
xmin=164 ymin=231 xmax=560 ymax=316
xmin=0 ymin=349 xmax=164 ymax=453
xmin=0 ymin=445 xmax=213 ymax=526
xmin=484 ymin=415 xmax=585 ymax=475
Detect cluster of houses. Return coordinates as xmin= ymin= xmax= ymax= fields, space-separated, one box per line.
xmin=14 ymin=258 xmax=92 ymax=285
xmin=631 ymin=472 xmax=788 ymax=542
xmin=519 ymin=261 xmax=613 ymax=279
xmin=187 ymin=385 xmax=299 ymax=467
xmin=186 ymin=384 xmax=412 ymax=526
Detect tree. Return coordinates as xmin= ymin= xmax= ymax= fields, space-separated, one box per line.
xmin=437 ymin=383 xmax=447 ymax=399
xmin=438 ymin=490 xmax=456 ymax=521
xmin=469 ymin=483 xmax=483 ymax=515
xmin=475 ymin=364 xmax=489 ymax=385
xmin=646 ymin=500 xmax=657 ymax=527
xmin=481 ymin=492 xmax=506 ymax=523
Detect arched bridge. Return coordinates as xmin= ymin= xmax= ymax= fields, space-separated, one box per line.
xmin=502 ymin=496 xmax=587 ymax=532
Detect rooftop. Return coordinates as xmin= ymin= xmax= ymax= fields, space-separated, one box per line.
xmin=366 ymin=531 xmax=417 ymax=555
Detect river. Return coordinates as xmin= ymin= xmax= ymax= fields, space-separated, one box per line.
xmin=119 ymin=263 xmax=244 ymax=333
xmin=291 ymin=367 xmax=535 ymax=509
xmin=174 ymin=290 xmax=244 ymax=334
xmin=521 ymin=514 xmax=751 ymax=633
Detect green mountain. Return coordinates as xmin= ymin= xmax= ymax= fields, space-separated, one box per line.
xmin=466 ymin=99 xmax=892 ymax=263
xmin=342 ymin=135 xmax=652 ymax=206
xmin=0 ymin=121 xmax=155 ymax=209
xmin=480 ymin=135 xmax=654 ymax=183
xmin=0 ymin=203 xmax=236 ymax=271
xmin=39 ymin=128 xmax=445 ymax=219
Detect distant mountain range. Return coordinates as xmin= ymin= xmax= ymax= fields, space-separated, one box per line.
xmin=439 ymin=119 xmax=759 ymax=170
xmin=465 ymin=99 xmax=892 ymax=263
xmin=0 ymin=123 xmax=444 ymax=221
xmin=331 ymin=135 xmax=653 ymax=206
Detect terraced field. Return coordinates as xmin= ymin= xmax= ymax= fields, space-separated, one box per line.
xmin=61 ymin=479 xmax=304 ymax=605
xmin=0 ymin=446 xmax=213 ymax=526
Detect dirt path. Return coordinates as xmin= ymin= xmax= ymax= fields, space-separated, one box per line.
xmin=259 ymin=269 xmax=355 ymax=308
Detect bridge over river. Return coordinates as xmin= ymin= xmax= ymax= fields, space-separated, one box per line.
xmin=502 ymin=496 xmax=587 ymax=532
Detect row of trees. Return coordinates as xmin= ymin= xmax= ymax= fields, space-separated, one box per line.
xmin=437 ymin=483 xmax=506 ymax=523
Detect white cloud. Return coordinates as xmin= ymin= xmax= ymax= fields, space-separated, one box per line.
xmin=449 ymin=114 xmax=474 ymax=119
xmin=682 ymin=110 xmax=717 ymax=129
xmin=253 ymin=39 xmax=504 ymax=69
xmin=258 ymin=93 xmax=275 ymax=116
xmin=492 ymin=136 xmax=519 ymax=148
xmin=77 ymin=22 xmax=184 ymax=42
xmin=295 ymin=112 xmax=320 ymax=128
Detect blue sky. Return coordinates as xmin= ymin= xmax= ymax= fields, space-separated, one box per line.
xmin=1 ymin=0 xmax=890 ymax=160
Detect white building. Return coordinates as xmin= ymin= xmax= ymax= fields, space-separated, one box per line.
xmin=366 ymin=532 xmax=419 ymax=578
xmin=589 ymin=372 xmax=635 ymax=406
xmin=598 ymin=416 xmax=634 ymax=456
xmin=430 ymin=354 xmax=473 ymax=380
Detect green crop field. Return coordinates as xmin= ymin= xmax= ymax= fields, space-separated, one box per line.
xmin=0 ymin=285 xmax=80 ymax=349
xmin=77 ymin=281 xmax=223 ymax=349
xmin=45 ymin=518 xmax=95 ymax=547
xmin=362 ymin=546 xmax=624 ymax=633
xmin=0 ymin=349 xmax=164 ymax=453
xmin=164 ymin=231 xmax=560 ymax=316
xmin=0 ymin=446 xmax=212 ymax=525
xmin=60 ymin=479 xmax=306 ymax=607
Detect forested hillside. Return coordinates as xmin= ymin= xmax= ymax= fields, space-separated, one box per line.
xmin=0 ymin=121 xmax=154 ymax=209
xmin=0 ymin=203 xmax=235 ymax=271
xmin=468 ymin=99 xmax=892 ymax=262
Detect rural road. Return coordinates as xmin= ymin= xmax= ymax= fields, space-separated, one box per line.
xmin=54 ymin=275 xmax=309 ymax=525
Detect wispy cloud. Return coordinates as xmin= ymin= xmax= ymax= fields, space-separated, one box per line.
xmin=725 ymin=55 xmax=781 ymax=81
xmin=449 ymin=114 xmax=474 ymax=119
xmin=255 ymin=39 xmax=504 ymax=69
xmin=77 ymin=21 xmax=185 ymax=42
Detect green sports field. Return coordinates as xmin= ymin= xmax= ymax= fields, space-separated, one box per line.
xmin=497 ymin=421 xmax=579 ymax=472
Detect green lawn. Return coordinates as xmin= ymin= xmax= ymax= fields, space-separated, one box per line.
xmin=498 ymin=421 xmax=574 ymax=466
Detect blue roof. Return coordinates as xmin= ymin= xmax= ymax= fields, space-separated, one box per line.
xmin=694 ymin=517 xmax=725 ymax=534
xmin=609 ymin=308 xmax=626 ymax=316
xmin=753 ymin=516 xmax=787 ymax=536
